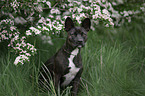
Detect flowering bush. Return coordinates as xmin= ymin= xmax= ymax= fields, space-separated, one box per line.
xmin=0 ymin=0 xmax=145 ymax=65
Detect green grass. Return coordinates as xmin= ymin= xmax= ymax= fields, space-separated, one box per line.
xmin=0 ymin=20 xmax=145 ymax=96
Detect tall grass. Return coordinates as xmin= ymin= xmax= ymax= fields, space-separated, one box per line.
xmin=0 ymin=20 xmax=145 ymax=96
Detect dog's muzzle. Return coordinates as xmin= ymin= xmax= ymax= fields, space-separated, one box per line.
xmin=76 ymin=34 xmax=85 ymax=48
xmin=77 ymin=41 xmax=85 ymax=48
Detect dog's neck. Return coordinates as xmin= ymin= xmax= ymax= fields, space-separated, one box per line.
xmin=62 ymin=42 xmax=80 ymax=55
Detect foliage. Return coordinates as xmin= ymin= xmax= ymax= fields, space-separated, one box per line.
xmin=0 ymin=0 xmax=145 ymax=65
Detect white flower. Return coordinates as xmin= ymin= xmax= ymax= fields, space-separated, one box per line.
xmin=21 ymin=36 xmax=26 ymax=40
xmin=102 ymin=14 xmax=109 ymax=20
xmin=102 ymin=9 xmax=110 ymax=16
xmin=16 ymin=43 xmax=21 ymax=47
xmin=74 ymin=1 xmax=81 ymax=5
xmin=35 ymin=30 xmax=41 ymax=35
xmin=50 ymin=8 xmax=61 ymax=14
xmin=14 ymin=56 xmax=21 ymax=65
xmin=76 ymin=16 xmax=81 ymax=24
xmin=77 ymin=8 xmax=82 ymax=13
xmin=26 ymin=43 xmax=37 ymax=53
xmin=56 ymin=24 xmax=63 ymax=31
xmin=30 ymin=27 xmax=41 ymax=35
xmin=26 ymin=30 xmax=32 ymax=35
xmin=80 ymin=5 xmax=85 ymax=8
xmin=128 ymin=11 xmax=133 ymax=15
xmin=14 ymin=35 xmax=19 ymax=40
xmin=56 ymin=15 xmax=61 ymax=20
xmin=69 ymin=8 xmax=73 ymax=12
xmin=46 ymin=1 xmax=51 ymax=8
xmin=38 ymin=26 xmax=41 ymax=29
xmin=47 ymin=23 xmax=53 ymax=30
xmin=68 ymin=3 xmax=73 ymax=6
xmin=105 ymin=24 xmax=109 ymax=27
xmin=42 ymin=0 xmax=46 ymax=3
xmin=9 ymin=33 xmax=12 ymax=38
xmin=25 ymin=53 xmax=31 ymax=56
xmin=110 ymin=21 xmax=114 ymax=26
xmin=10 ymin=26 xmax=16 ymax=31
xmin=1 ymin=34 xmax=6 ymax=40
xmin=93 ymin=4 xmax=100 ymax=11
xmin=14 ymin=55 xmax=29 ymax=65
xmin=68 ymin=0 xmax=73 ymax=2
xmin=38 ymin=17 xmax=46 ymax=23
xmin=93 ymin=14 xmax=99 ymax=19
xmin=46 ymin=18 xmax=51 ymax=22
xmin=123 ymin=11 xmax=129 ymax=17
xmin=49 ymin=15 xmax=54 ymax=18
xmin=36 ymin=5 xmax=43 ymax=12
xmin=80 ymin=13 xmax=86 ymax=18
xmin=21 ymin=50 xmax=27 ymax=53
xmin=42 ymin=26 xmax=50 ymax=31
xmin=89 ymin=0 xmax=93 ymax=3
xmin=2 ymin=30 xmax=7 ymax=33
xmin=112 ymin=2 xmax=117 ymax=5
xmin=84 ymin=6 xmax=90 ymax=10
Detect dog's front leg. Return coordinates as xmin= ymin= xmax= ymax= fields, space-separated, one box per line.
xmin=72 ymin=77 xmax=81 ymax=96
xmin=54 ymin=73 xmax=61 ymax=90
xmin=72 ymin=68 xmax=83 ymax=96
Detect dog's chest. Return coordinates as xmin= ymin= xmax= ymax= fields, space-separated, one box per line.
xmin=61 ymin=48 xmax=80 ymax=87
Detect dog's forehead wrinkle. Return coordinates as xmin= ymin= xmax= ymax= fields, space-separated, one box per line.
xmin=75 ymin=27 xmax=82 ymax=32
xmin=69 ymin=28 xmax=79 ymax=34
xmin=69 ymin=27 xmax=87 ymax=34
xmin=71 ymin=27 xmax=86 ymax=34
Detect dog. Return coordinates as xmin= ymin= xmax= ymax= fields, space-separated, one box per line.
xmin=39 ymin=17 xmax=91 ymax=96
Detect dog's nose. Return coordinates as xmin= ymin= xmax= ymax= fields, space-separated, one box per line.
xmin=77 ymin=35 xmax=83 ymax=42
xmin=77 ymin=38 xmax=83 ymax=43
xmin=77 ymin=40 xmax=85 ymax=48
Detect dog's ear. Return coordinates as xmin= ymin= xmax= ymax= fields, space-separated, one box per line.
xmin=82 ymin=18 xmax=91 ymax=32
xmin=65 ymin=17 xmax=74 ymax=32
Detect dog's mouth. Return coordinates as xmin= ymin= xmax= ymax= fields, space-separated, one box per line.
xmin=71 ymin=43 xmax=84 ymax=48
xmin=68 ymin=39 xmax=85 ymax=48
xmin=77 ymin=42 xmax=85 ymax=48
xmin=77 ymin=45 xmax=82 ymax=48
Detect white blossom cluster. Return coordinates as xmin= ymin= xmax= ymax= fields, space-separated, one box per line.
xmin=0 ymin=0 xmax=53 ymax=65
xmin=11 ymin=35 xmax=37 ymax=65
xmin=62 ymin=0 xmax=114 ymax=27
xmin=14 ymin=55 xmax=29 ymax=65
xmin=0 ymin=19 xmax=36 ymax=65
xmin=26 ymin=0 xmax=115 ymax=38
xmin=0 ymin=19 xmax=18 ymax=42
xmin=10 ymin=0 xmax=20 ymax=13
xmin=27 ymin=8 xmax=64 ymax=36
xmin=26 ymin=0 xmax=145 ymax=37
xmin=109 ymin=2 xmax=145 ymax=26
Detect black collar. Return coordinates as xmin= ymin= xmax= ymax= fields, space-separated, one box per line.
xmin=63 ymin=47 xmax=80 ymax=56
xmin=63 ymin=47 xmax=72 ymax=55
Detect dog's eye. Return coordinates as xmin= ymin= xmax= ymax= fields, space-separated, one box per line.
xmin=70 ymin=33 xmax=75 ymax=36
xmin=71 ymin=34 xmax=75 ymax=37
xmin=74 ymin=32 xmax=77 ymax=36
xmin=81 ymin=33 xmax=86 ymax=36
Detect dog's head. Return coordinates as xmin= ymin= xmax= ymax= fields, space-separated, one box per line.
xmin=65 ymin=17 xmax=91 ymax=48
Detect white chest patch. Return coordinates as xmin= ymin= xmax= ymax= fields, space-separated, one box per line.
xmin=61 ymin=48 xmax=80 ymax=87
